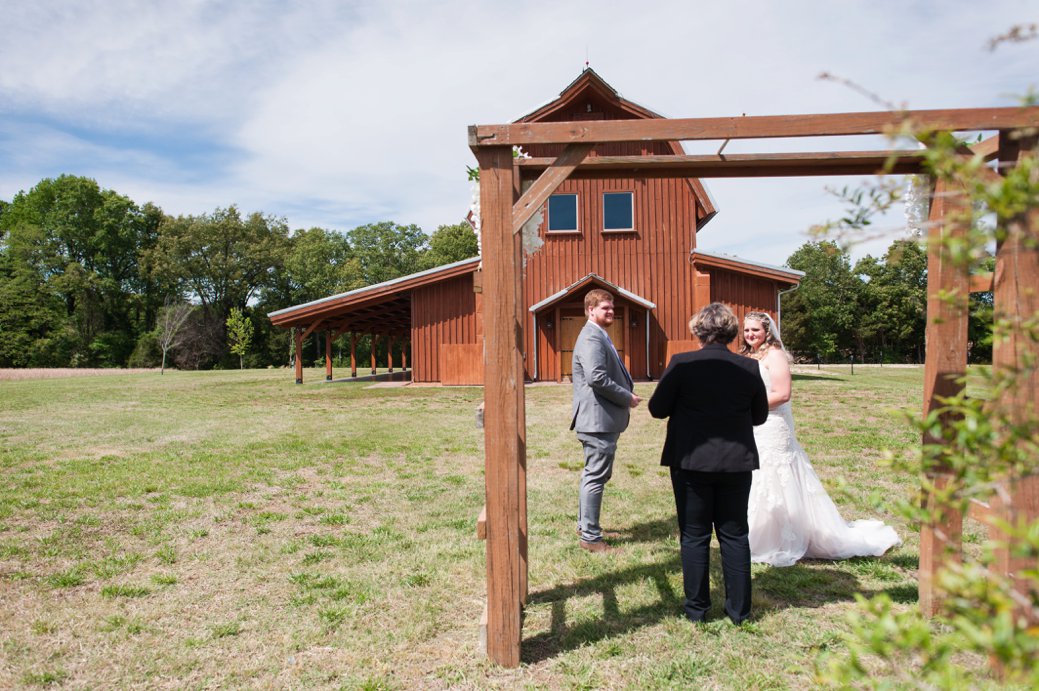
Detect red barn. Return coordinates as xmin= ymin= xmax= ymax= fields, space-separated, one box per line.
xmin=269 ymin=69 xmax=802 ymax=384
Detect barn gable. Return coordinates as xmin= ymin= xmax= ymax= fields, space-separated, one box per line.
xmin=518 ymin=68 xmax=717 ymax=230
xmin=268 ymin=69 xmax=801 ymax=384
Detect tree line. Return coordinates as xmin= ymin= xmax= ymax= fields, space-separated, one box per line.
xmin=781 ymin=238 xmax=993 ymax=364
xmin=0 ymin=175 xmax=478 ymax=369
xmin=1 ymin=175 xmax=994 ymax=370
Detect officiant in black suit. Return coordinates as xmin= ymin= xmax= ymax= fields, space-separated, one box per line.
xmin=648 ymin=302 xmax=768 ymax=625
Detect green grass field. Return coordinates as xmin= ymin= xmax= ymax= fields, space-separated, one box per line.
xmin=0 ymin=365 xmax=967 ymax=688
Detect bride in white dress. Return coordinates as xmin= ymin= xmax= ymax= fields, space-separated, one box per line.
xmin=742 ymin=312 xmax=901 ymax=567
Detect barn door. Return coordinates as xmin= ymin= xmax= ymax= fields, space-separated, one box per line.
xmin=559 ymin=309 xmax=625 ymax=379
xmin=559 ymin=315 xmax=583 ymax=378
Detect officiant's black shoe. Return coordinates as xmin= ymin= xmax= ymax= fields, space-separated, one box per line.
xmin=579 ymin=539 xmax=618 ymax=554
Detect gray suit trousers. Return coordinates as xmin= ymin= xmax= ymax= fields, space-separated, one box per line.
xmin=577 ymin=431 xmax=619 ymax=542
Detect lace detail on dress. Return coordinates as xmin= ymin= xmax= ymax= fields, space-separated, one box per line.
xmin=748 ymin=360 xmax=901 ymax=566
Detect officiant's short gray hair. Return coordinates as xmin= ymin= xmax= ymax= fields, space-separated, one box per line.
xmin=689 ymin=302 xmax=739 ymax=345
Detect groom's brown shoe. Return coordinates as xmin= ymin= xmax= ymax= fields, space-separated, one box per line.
xmin=579 ymin=539 xmax=618 ymax=554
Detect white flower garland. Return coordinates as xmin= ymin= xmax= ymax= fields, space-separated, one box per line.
xmin=468 ymin=147 xmax=544 ymax=264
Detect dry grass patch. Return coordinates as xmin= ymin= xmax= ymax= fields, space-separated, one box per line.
xmin=0 ymin=367 xmax=928 ymax=688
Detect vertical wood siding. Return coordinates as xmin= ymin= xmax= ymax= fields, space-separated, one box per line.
xmin=523 ymin=175 xmax=702 ymax=380
xmin=411 ymin=274 xmax=478 ymax=382
xmin=708 ymin=269 xmax=784 ymax=343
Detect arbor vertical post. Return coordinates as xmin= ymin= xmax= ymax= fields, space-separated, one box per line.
xmin=478 ymin=144 xmax=523 ymax=668
xmin=325 ymin=331 xmax=333 ymax=381
xmin=991 ymin=133 xmax=1039 ymax=623
xmin=919 ymin=177 xmax=970 ymax=615
xmin=513 ymin=167 xmax=529 ymax=605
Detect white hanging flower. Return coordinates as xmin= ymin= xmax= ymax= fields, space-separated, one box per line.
xmin=903 ymin=174 xmax=931 ymax=236
xmin=468 ymin=180 xmax=481 ymax=259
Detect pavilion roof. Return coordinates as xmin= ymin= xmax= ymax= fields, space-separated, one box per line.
xmin=267 ymin=256 xmax=480 ymax=332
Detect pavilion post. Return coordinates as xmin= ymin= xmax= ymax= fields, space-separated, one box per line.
xmin=918 ymin=177 xmax=970 ymax=616
xmin=294 ymin=328 xmax=304 ymax=385
xmin=401 ymin=339 xmax=408 ymax=370
xmin=371 ymin=334 xmax=378 ymax=375
xmin=388 ymin=335 xmax=394 ymax=373
xmin=990 ymin=133 xmax=1039 ymax=624
xmin=350 ymin=333 xmax=357 ymax=378
xmin=325 ymin=331 xmax=333 ymax=381
xmin=477 ymin=144 xmax=524 ymax=668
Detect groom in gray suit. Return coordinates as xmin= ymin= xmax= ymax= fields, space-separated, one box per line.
xmin=571 ymin=288 xmax=641 ymax=553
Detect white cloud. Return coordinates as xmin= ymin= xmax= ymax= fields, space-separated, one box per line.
xmin=2 ymin=0 xmax=1036 ymax=263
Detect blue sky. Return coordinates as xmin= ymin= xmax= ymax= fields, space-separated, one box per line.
xmin=2 ymin=0 xmax=1036 ymax=265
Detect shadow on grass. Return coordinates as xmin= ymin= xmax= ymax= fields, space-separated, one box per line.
xmin=888 ymin=552 xmax=919 ymax=571
xmin=523 ymin=554 xmax=683 ymax=664
xmin=603 ymin=515 xmax=675 ymax=543
xmin=523 ymin=517 xmax=768 ymax=665
xmin=753 ymin=562 xmax=864 ymax=617
xmin=523 ymin=517 xmax=864 ymax=663
xmin=753 ymin=554 xmax=919 ymax=619
xmin=520 ymin=516 xmax=680 ymax=662
xmin=522 ymin=516 xmax=913 ymax=662
xmin=880 ymin=583 xmax=918 ymax=604
xmin=792 ymin=373 xmax=847 ymax=382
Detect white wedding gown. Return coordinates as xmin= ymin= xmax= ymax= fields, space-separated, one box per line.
xmin=748 ymin=361 xmax=901 ymax=566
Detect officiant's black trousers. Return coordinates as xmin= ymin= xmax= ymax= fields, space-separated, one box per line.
xmin=670 ymin=468 xmax=752 ymax=625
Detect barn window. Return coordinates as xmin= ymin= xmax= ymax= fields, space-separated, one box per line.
xmin=547 ymin=194 xmax=579 ymax=233
xmin=603 ymin=192 xmax=634 ymax=232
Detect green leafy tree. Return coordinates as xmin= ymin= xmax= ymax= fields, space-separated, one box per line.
xmin=151 ymin=206 xmax=290 ymax=316
xmin=967 ymin=252 xmax=995 ymax=363
xmin=782 ymin=241 xmax=862 ymax=361
xmin=0 ymin=175 xmax=162 ymax=366
xmin=853 ymin=239 xmax=928 ymax=362
xmin=346 ymin=221 xmax=428 ymax=285
xmin=257 ymin=226 xmax=363 ymax=366
xmin=419 ymin=221 xmax=479 ymax=270
xmin=0 ymin=257 xmax=76 ymax=367
xmin=149 ymin=206 xmax=289 ymax=368
xmin=225 ymin=307 xmax=253 ymax=370
xmin=264 ymin=227 xmax=362 ymax=306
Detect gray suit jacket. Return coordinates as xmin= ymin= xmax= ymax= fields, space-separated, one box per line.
xmin=570 ymin=321 xmax=635 ymax=434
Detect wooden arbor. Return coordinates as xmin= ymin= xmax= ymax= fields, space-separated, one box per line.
xmin=470 ymin=107 xmax=1039 ymax=667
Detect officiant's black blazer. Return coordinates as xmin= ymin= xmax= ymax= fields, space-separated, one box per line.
xmin=648 ymin=343 xmax=769 ymax=473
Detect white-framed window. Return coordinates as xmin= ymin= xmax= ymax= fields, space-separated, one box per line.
xmin=547 ymin=194 xmax=579 ymax=233
xmin=603 ymin=191 xmax=634 ymax=232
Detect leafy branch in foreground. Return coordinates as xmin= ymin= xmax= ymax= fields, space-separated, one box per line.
xmin=818 ymin=366 xmax=1039 ymax=686
xmin=813 ymin=83 xmax=1039 ymax=690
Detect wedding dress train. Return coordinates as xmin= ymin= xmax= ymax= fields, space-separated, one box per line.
xmin=748 ymin=362 xmax=901 ymax=566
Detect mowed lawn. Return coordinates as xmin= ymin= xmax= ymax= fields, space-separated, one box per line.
xmin=0 ymin=366 xmax=953 ymax=688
